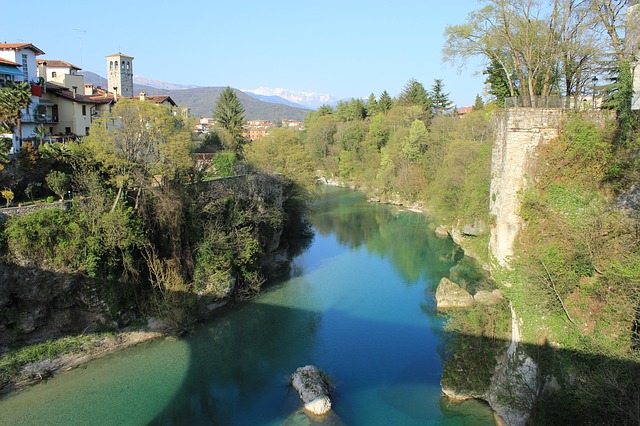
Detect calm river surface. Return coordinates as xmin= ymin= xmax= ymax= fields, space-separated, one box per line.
xmin=0 ymin=187 xmax=495 ymax=425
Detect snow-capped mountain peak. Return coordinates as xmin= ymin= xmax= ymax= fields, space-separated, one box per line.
xmin=243 ymin=87 xmax=337 ymax=110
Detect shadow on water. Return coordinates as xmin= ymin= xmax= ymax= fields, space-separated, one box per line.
xmin=146 ymin=301 xmax=640 ymax=425
xmin=2 ymin=186 xmax=639 ymax=425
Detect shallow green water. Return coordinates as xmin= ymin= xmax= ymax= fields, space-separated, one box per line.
xmin=0 ymin=187 xmax=495 ymax=425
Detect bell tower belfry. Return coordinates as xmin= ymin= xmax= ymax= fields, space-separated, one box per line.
xmin=106 ymin=52 xmax=134 ymax=98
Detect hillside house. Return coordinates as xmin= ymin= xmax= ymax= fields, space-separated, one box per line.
xmin=33 ymin=59 xmax=115 ymax=139
xmin=0 ymin=42 xmax=45 ymax=151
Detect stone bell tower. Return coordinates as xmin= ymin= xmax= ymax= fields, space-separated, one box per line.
xmin=106 ymin=52 xmax=134 ymax=98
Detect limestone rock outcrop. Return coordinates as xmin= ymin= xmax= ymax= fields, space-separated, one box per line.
xmin=435 ymin=278 xmax=474 ymax=309
xmin=474 ymin=289 xmax=504 ymax=306
xmin=290 ymin=365 xmax=332 ymax=416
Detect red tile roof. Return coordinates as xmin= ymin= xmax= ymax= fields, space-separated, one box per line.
xmin=0 ymin=58 xmax=20 ymax=67
xmin=457 ymin=106 xmax=473 ymax=115
xmin=45 ymin=82 xmax=113 ymax=104
xmin=37 ymin=59 xmax=81 ymax=70
xmin=122 ymin=95 xmax=177 ymax=106
xmin=0 ymin=43 xmax=45 ymax=55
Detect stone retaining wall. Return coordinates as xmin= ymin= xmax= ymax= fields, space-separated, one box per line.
xmin=0 ymin=201 xmax=71 ymax=220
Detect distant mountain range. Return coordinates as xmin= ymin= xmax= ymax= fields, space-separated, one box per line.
xmin=243 ymin=87 xmax=338 ymax=110
xmin=80 ymin=72 xmax=312 ymax=121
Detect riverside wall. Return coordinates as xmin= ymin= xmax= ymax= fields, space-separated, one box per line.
xmin=489 ymin=108 xmax=564 ymax=268
xmin=489 ymin=108 xmax=614 ymax=268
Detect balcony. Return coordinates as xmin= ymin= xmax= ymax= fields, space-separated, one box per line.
xmin=20 ymin=114 xmax=58 ymax=124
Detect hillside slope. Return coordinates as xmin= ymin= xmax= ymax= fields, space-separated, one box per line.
xmin=81 ymin=72 xmax=310 ymax=121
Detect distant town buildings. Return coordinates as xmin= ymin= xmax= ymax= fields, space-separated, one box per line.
xmin=0 ymin=42 xmax=178 ymax=151
xmin=195 ymin=118 xmax=304 ymax=141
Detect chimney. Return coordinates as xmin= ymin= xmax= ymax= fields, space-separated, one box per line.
xmin=113 ymin=87 xmax=118 ymax=101
xmin=84 ymin=84 xmax=94 ymax=95
xmin=139 ymin=92 xmax=146 ymax=101
xmin=72 ymin=86 xmax=77 ymax=99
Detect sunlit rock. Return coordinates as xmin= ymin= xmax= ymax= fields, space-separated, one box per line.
xmin=473 ymin=289 xmax=504 ymax=306
xmin=436 ymin=277 xmax=474 ymax=309
xmin=434 ymin=225 xmax=449 ymax=238
xmin=290 ymin=365 xmax=332 ymax=416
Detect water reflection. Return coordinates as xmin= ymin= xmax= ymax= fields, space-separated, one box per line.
xmin=312 ymin=187 xmax=465 ymax=286
xmin=0 ymin=186 xmax=496 ymax=425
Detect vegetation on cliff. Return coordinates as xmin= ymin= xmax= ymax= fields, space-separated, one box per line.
xmin=0 ymin=99 xmax=314 ymax=385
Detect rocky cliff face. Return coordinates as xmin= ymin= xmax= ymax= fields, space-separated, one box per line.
xmin=0 ymin=265 xmax=124 ymax=350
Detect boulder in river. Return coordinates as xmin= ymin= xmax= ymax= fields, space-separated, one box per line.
xmin=435 ymin=277 xmax=474 ymax=309
xmin=290 ymin=365 xmax=332 ymax=416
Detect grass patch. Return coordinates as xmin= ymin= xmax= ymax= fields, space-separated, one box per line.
xmin=0 ymin=333 xmax=113 ymax=388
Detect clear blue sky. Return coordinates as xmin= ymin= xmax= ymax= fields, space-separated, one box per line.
xmin=4 ymin=0 xmax=485 ymax=107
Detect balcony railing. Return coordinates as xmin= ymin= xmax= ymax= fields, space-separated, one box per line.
xmin=20 ymin=114 xmax=58 ymax=124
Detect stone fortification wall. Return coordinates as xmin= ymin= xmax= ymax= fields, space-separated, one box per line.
xmin=489 ymin=109 xmax=564 ymax=267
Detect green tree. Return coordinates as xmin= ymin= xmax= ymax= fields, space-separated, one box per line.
xmin=84 ymin=99 xmax=192 ymax=211
xmin=430 ymin=79 xmax=453 ymax=114
xmin=473 ymin=94 xmax=484 ymax=110
xmin=365 ymin=93 xmax=378 ymax=117
xmin=0 ymin=81 xmax=32 ymax=142
xmin=398 ymin=79 xmax=432 ymax=112
xmin=213 ymin=87 xmax=246 ymax=152
xmin=335 ymin=98 xmax=365 ymax=122
xmin=245 ymin=128 xmax=316 ymax=192
xmin=402 ymin=119 xmax=429 ymax=162
xmin=378 ymin=90 xmax=393 ymax=113
xmin=1 ymin=189 xmax=14 ymax=208
xmin=45 ymin=170 xmax=71 ymax=200
xmin=317 ymin=105 xmax=333 ymax=116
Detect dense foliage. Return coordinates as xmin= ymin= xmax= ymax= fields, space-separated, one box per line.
xmin=0 ymin=100 xmax=310 ymax=336
xmin=301 ymin=85 xmax=493 ymax=226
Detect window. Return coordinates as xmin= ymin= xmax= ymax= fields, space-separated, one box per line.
xmin=82 ymin=105 xmax=86 ymax=115
xmin=85 ymin=127 xmax=90 ymax=135
xmin=115 ymin=61 xmax=118 ymax=69
xmin=65 ymin=127 xmax=71 ymax=134
xmin=51 ymin=71 xmax=57 ymax=78
xmin=21 ymin=54 xmax=28 ymax=81
xmin=110 ymin=61 xmax=113 ymax=70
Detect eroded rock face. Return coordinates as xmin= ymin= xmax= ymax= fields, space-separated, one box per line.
xmin=435 ymin=277 xmax=474 ymax=309
xmin=290 ymin=365 xmax=332 ymax=416
xmin=0 ymin=264 xmax=123 ymax=350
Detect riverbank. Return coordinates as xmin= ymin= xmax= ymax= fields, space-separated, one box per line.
xmin=0 ymin=327 xmax=167 ymax=396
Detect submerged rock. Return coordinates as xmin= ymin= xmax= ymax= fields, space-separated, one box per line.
xmin=290 ymin=365 xmax=332 ymax=416
xmin=436 ymin=278 xmax=474 ymax=309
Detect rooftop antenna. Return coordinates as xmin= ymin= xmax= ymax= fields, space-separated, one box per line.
xmin=73 ymin=29 xmax=86 ymax=68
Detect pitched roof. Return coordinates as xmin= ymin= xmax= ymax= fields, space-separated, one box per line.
xmin=45 ymin=82 xmax=113 ymax=105
xmin=105 ymin=52 xmax=134 ymax=59
xmin=122 ymin=95 xmax=177 ymax=106
xmin=0 ymin=58 xmax=20 ymax=67
xmin=0 ymin=43 xmax=45 ymax=55
xmin=145 ymin=95 xmax=177 ymax=106
xmin=37 ymin=59 xmax=81 ymax=70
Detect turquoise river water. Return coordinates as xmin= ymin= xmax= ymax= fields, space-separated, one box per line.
xmin=0 ymin=187 xmax=495 ymax=425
